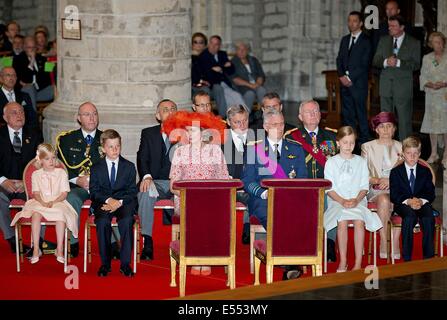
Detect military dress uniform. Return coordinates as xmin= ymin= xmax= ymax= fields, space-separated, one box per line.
xmin=241 ymin=138 xmax=307 ymax=229
xmin=56 ymin=128 xmax=103 ymax=248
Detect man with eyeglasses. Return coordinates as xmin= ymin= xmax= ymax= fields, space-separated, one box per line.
xmin=192 ymin=90 xmax=213 ymax=114
xmin=13 ymin=36 xmax=54 ymax=113
xmin=55 ymin=102 xmax=117 ymax=258
xmin=0 ymin=66 xmax=36 ymax=127
xmin=250 ymin=92 xmax=294 ymax=132
xmin=137 ymin=99 xmax=177 ymax=260
xmin=285 ymin=99 xmax=338 ymax=262
xmin=0 ymin=102 xmax=41 ymax=253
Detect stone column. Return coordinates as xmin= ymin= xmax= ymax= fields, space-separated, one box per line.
xmin=44 ymin=0 xmax=192 ymax=164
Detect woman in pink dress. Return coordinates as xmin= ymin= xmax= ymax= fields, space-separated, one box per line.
xmin=164 ymin=111 xmax=229 ymax=276
xmin=11 ymin=144 xmax=78 ymax=264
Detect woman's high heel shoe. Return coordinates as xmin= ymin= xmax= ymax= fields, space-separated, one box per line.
xmin=336 ymin=264 xmax=348 ymax=273
xmin=30 ymin=256 xmax=39 ymax=264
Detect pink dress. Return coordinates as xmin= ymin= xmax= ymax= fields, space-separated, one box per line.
xmin=170 ymin=143 xmax=230 ymax=214
xmin=10 ymin=168 xmax=79 ymax=238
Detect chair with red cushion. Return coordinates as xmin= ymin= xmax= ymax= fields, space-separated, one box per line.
xmin=13 ymin=159 xmax=70 ymax=273
xmin=389 ymin=159 xmax=443 ymax=264
xmin=169 ymin=179 xmax=243 ymax=297
xmin=253 ymin=179 xmax=331 ymax=284
xmin=249 ymin=215 xmax=265 ymax=274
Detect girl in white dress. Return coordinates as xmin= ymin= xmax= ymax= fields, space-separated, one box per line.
xmin=324 ymin=127 xmax=382 ymax=272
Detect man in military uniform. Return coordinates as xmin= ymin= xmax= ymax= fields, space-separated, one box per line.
xmin=284 ymin=100 xmax=338 ymax=262
xmin=56 ymin=101 xmax=117 ymax=257
xmin=242 ymin=109 xmax=307 ymax=280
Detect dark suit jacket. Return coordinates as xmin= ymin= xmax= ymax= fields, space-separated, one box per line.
xmin=336 ymin=32 xmax=372 ymax=90
xmin=0 ymin=88 xmax=37 ymax=127
xmin=13 ymin=51 xmax=51 ymax=91
xmin=390 ymin=163 xmax=435 ymax=206
xmin=136 ymin=125 xmax=172 ymax=184
xmin=0 ymin=125 xmax=42 ymax=180
xmin=89 ymin=156 xmax=138 ymax=211
xmin=198 ymin=49 xmax=235 ymax=88
xmin=231 ymin=55 xmax=265 ymax=95
xmin=222 ymin=129 xmax=257 ymax=179
xmin=372 ymin=33 xmax=420 ymax=98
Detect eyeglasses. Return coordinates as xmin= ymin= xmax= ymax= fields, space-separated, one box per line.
xmin=266 ymin=122 xmax=284 ymax=127
xmin=193 ymin=40 xmax=205 ymax=45
xmin=79 ymin=112 xmax=98 ymax=117
xmin=263 ymin=104 xmax=281 ymax=110
xmin=194 ymin=103 xmax=211 ymax=109
xmin=230 ymin=118 xmax=248 ymax=126
xmin=9 ymin=110 xmax=25 ymax=116
xmin=302 ymin=110 xmax=320 ymax=116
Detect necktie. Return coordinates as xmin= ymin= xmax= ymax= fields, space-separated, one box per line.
xmin=85 ymin=134 xmax=93 ymax=145
xmin=164 ymin=135 xmax=171 ymax=155
xmin=274 ymin=143 xmax=280 ymax=160
xmin=13 ymin=131 xmax=21 ymax=153
xmin=110 ymin=162 xmax=116 ymax=187
xmin=309 ymin=131 xmax=316 ymax=138
xmin=7 ymin=91 xmax=14 ymax=102
xmin=393 ymin=38 xmax=398 ymax=56
xmin=409 ymin=168 xmax=415 ymax=193
xmin=237 ymin=135 xmax=245 ymax=152
xmin=348 ymin=36 xmax=356 ymax=55
xmin=214 ymin=54 xmax=219 ymax=62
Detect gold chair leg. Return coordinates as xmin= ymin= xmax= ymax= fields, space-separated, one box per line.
xmin=316 ymin=264 xmax=322 ymax=276
xmin=311 ymin=265 xmax=316 ymax=277
xmin=387 ymin=221 xmax=391 ymax=264
xmin=136 ymin=222 xmax=141 ymax=263
xmin=266 ymin=263 xmax=274 ymax=284
xmin=169 ymin=250 xmax=177 ymax=287
xmin=254 ymin=255 xmax=261 ymax=285
xmin=303 ymin=266 xmax=307 ymax=274
xmin=368 ymin=230 xmax=373 ymax=265
xmin=88 ymin=224 xmax=92 ymax=263
xmin=179 ymin=263 xmax=187 ymax=297
xmin=434 ymin=224 xmax=440 ymax=257
xmin=18 ymin=224 xmax=24 ymax=263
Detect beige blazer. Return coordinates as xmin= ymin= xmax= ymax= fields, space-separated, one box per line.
xmin=361 ymin=139 xmax=402 ymax=179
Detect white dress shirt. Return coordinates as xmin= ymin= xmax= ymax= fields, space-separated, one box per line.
xmin=304 ymin=127 xmax=319 ymax=137
xmin=384 ymin=32 xmax=405 ymax=68
xmin=2 ymin=87 xmax=15 ymax=102
xmin=69 ymin=129 xmax=97 ymax=185
xmin=403 ymin=162 xmax=428 ymax=205
xmin=230 ymin=129 xmax=247 ymax=153
xmin=267 ymin=137 xmax=282 ymax=156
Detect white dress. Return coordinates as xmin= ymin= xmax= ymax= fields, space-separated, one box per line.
xmin=324 ymin=154 xmax=383 ymax=232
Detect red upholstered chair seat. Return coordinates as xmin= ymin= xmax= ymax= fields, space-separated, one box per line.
xmin=253 ymin=240 xmax=266 ymax=255
xmin=172 ymin=214 xmax=180 ymax=224
xmin=10 ymin=199 xmax=25 ymax=207
xmin=367 ymin=202 xmax=378 ymax=210
xmin=250 ymin=215 xmax=261 ymax=225
xmin=390 ymin=215 xmax=441 ymax=226
xmin=170 ymin=240 xmax=180 ymax=254
xmin=154 ymin=199 xmax=174 ymax=209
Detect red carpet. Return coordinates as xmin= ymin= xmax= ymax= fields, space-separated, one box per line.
xmin=0 ymin=209 xmax=444 ymax=300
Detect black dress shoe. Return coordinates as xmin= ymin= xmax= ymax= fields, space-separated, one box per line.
xmin=7 ymin=237 xmax=16 ymax=253
xmin=70 ymin=243 xmax=79 ymax=258
xmin=97 ymin=265 xmax=111 ymax=277
xmin=111 ymin=242 xmax=120 ymax=260
xmin=140 ymin=235 xmax=153 ymax=260
xmin=120 ymin=264 xmax=134 ymax=277
xmin=282 ymin=266 xmax=302 ymax=280
xmin=327 ymin=239 xmax=337 ymax=262
xmin=241 ymin=223 xmax=250 ymax=245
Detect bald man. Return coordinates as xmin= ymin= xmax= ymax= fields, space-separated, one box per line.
xmin=0 ymin=102 xmax=42 ymax=252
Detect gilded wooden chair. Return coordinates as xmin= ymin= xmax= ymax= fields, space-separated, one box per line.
xmin=389 ymin=159 xmax=444 ymax=264
xmin=13 ymin=159 xmax=71 ymax=273
xmin=169 ymin=179 xmax=243 ymax=297
xmin=253 ymin=179 xmax=331 ymax=284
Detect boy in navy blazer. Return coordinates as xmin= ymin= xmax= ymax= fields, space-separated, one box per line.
xmin=390 ymin=136 xmax=435 ymax=262
xmin=90 ymin=129 xmax=138 ymax=277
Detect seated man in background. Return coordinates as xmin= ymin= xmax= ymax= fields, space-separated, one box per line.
xmin=231 ymin=41 xmax=266 ymax=113
xmin=250 ymin=92 xmax=294 ymax=132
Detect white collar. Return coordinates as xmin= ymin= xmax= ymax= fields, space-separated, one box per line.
xmin=304 ymin=127 xmax=319 ymax=136
xmin=106 ymin=157 xmax=119 ymax=166
xmin=1 ymin=86 xmax=14 ymax=96
xmin=7 ymin=126 xmax=22 ymax=136
xmin=81 ymin=129 xmax=96 ymax=139
xmin=267 ymin=137 xmax=282 ymax=152
xmin=230 ymin=129 xmax=247 ymax=140
xmin=351 ymin=30 xmax=362 ymax=38
xmin=404 ymin=162 xmax=417 ymax=171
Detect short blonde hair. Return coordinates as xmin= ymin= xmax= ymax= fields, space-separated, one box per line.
xmin=36 ymin=143 xmax=55 ymax=160
xmin=100 ymin=129 xmax=121 ymax=146
xmin=336 ymin=126 xmax=356 ymax=141
xmin=402 ymin=136 xmax=421 ymax=152
xmin=428 ymin=32 xmax=446 ymax=48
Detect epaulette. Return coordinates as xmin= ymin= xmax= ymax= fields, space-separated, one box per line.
xmin=285 ymin=138 xmax=302 ymax=145
xmin=283 ymin=127 xmax=298 ymax=137
xmin=324 ymin=127 xmax=338 ymax=133
xmin=246 ymin=139 xmax=263 ymax=146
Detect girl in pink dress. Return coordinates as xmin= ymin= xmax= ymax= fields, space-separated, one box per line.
xmin=11 ymin=144 xmax=78 ymax=264
xmin=164 ymin=111 xmax=229 ymax=276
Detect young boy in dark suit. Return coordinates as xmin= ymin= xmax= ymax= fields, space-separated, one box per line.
xmin=390 ymin=136 xmax=435 ymax=262
xmin=90 ymin=129 xmax=138 ymax=277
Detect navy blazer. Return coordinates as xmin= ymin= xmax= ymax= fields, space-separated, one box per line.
xmin=136 ymin=125 xmax=172 ymax=183
xmin=90 ymin=156 xmax=138 ymax=211
xmin=336 ymin=32 xmax=372 ymax=89
xmin=198 ymin=49 xmax=235 ymax=88
xmin=389 ymin=163 xmax=435 ymax=205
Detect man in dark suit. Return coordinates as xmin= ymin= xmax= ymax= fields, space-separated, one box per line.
xmin=137 ymin=99 xmax=177 ymax=260
xmin=0 ymin=66 xmax=37 ymax=127
xmin=0 ymin=102 xmax=42 ymax=252
xmin=198 ymin=35 xmax=244 ymax=118
xmin=13 ymin=36 xmax=54 ymax=112
xmin=90 ymin=129 xmax=138 ymax=277
xmin=56 ymin=101 xmax=108 ymax=258
xmin=285 ymin=99 xmax=338 ymax=262
xmin=223 ymin=105 xmax=255 ymax=244
xmin=250 ymin=92 xmax=295 ymax=132
xmin=390 ymin=136 xmax=435 ymax=262
xmin=336 ymin=11 xmax=372 ymax=145
xmin=373 ymin=15 xmax=420 ymax=140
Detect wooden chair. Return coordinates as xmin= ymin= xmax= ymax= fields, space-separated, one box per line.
xmin=13 ymin=159 xmax=71 ymax=273
xmin=169 ymin=179 xmax=243 ymax=297
xmin=253 ymin=179 xmax=331 ymax=284
xmin=389 ymin=159 xmax=444 ymax=264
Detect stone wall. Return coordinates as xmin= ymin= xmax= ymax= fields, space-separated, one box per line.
xmin=1 ymin=0 xmax=56 ymax=39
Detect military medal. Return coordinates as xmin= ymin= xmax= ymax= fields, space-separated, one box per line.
xmin=25 ymin=138 xmax=30 ymax=144
xmin=288 ymin=166 xmax=296 ymax=179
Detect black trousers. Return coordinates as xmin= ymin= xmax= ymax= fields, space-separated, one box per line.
xmin=394 ymin=203 xmax=435 ymax=261
xmin=94 ymin=202 xmax=136 ymax=268
xmin=341 ymin=85 xmax=370 ymax=145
